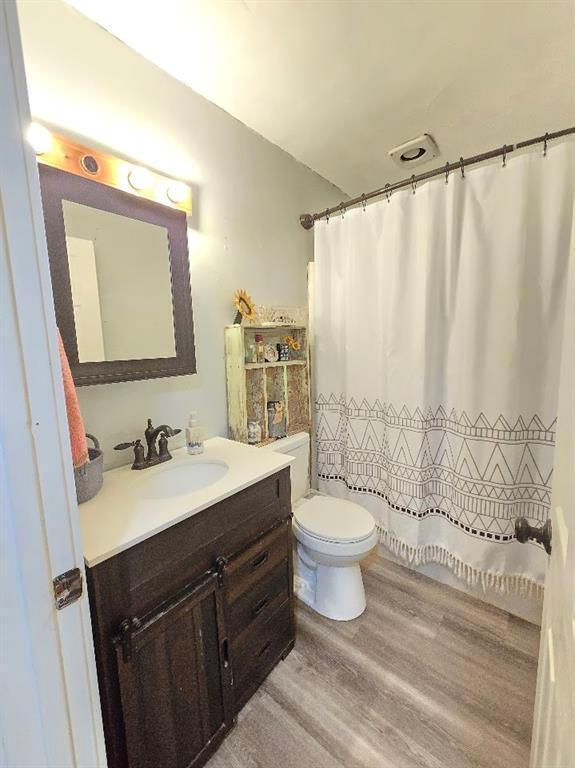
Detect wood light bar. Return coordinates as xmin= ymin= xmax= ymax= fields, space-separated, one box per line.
xmin=30 ymin=125 xmax=192 ymax=214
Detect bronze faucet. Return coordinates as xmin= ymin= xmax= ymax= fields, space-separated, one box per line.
xmin=115 ymin=419 xmax=182 ymax=470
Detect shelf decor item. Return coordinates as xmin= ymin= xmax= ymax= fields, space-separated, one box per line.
xmin=255 ymin=334 xmax=265 ymax=363
xmin=224 ymin=322 xmax=310 ymax=444
xmin=277 ymin=343 xmax=290 ymax=361
xmin=282 ymin=335 xmax=301 ymax=354
xmin=264 ymin=343 xmax=279 ymax=363
xmin=267 ymin=400 xmax=287 ymax=439
xmin=233 ymin=289 xmax=256 ymax=324
xmin=247 ymin=420 xmax=262 ymax=444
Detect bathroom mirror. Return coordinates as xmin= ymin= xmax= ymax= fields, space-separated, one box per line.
xmin=39 ymin=164 xmax=196 ymax=385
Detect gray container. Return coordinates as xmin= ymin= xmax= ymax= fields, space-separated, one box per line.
xmin=74 ymin=433 xmax=103 ymax=504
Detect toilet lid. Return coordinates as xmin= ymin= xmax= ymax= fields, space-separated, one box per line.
xmin=294 ymin=496 xmax=376 ymax=543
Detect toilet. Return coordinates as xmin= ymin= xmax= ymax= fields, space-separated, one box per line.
xmin=263 ymin=432 xmax=378 ymax=621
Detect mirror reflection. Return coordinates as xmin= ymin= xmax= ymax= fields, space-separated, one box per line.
xmin=62 ymin=200 xmax=176 ymax=363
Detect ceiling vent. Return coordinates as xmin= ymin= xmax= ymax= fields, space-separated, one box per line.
xmin=388 ymin=134 xmax=439 ymax=168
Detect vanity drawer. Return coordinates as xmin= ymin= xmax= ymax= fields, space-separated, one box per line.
xmin=225 ymin=521 xmax=289 ymax=603
xmin=227 ymin=558 xmax=289 ymax=641
xmin=232 ymin=599 xmax=292 ymax=711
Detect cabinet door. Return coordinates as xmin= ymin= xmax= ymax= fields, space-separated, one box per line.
xmin=114 ymin=572 xmax=233 ymax=768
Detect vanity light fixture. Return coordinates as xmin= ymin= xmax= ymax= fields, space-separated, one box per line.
xmin=166 ymin=180 xmax=189 ymax=205
xmin=33 ymin=130 xmax=193 ymax=214
xmin=27 ymin=122 xmax=53 ymax=155
xmin=128 ymin=165 xmax=153 ymax=191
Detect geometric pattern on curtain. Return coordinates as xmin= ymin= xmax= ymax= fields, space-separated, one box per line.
xmin=316 ymin=395 xmax=555 ymax=542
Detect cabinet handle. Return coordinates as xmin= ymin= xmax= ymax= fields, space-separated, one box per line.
xmin=258 ymin=640 xmax=272 ymax=658
xmin=221 ymin=638 xmax=230 ymax=669
xmin=251 ymin=595 xmax=269 ymax=618
xmin=215 ymin=555 xmax=228 ymax=587
xmin=250 ymin=550 xmax=269 ymax=572
xmin=115 ymin=616 xmax=142 ymax=663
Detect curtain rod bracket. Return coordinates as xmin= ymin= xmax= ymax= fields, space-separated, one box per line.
xmin=300 ymin=213 xmax=315 ymax=230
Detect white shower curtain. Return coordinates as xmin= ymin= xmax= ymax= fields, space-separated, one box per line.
xmin=313 ymin=139 xmax=574 ymax=595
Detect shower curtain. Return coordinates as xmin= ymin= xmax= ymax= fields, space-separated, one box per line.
xmin=313 ymin=139 xmax=574 ymax=595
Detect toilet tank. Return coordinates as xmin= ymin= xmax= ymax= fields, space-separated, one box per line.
xmin=261 ymin=432 xmax=310 ymax=503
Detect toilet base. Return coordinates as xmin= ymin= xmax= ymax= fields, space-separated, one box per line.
xmin=295 ymin=546 xmax=367 ymax=622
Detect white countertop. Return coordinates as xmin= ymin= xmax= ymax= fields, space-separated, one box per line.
xmin=79 ymin=437 xmax=294 ymax=567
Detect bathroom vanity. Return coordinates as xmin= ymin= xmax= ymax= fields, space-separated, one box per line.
xmin=80 ymin=439 xmax=295 ymax=768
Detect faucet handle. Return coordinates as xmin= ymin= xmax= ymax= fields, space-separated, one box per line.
xmin=114 ymin=439 xmax=145 ymax=470
xmin=114 ymin=440 xmax=138 ymax=451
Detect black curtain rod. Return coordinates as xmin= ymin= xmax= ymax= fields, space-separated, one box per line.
xmin=299 ymin=127 xmax=575 ymax=229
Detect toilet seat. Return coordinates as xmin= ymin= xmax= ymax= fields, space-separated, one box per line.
xmin=294 ymin=495 xmax=376 ymax=544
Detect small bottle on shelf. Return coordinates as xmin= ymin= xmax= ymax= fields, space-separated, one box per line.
xmin=255 ymin=334 xmax=265 ymax=363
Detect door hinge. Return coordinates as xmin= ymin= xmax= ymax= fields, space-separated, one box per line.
xmin=53 ymin=567 xmax=83 ymax=610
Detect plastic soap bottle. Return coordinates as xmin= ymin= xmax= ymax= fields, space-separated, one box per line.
xmin=186 ymin=412 xmax=204 ymax=455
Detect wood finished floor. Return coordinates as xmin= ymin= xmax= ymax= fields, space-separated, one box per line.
xmin=208 ymin=554 xmax=540 ymax=768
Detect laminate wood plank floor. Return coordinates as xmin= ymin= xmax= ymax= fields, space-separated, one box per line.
xmin=208 ymin=554 xmax=540 ymax=768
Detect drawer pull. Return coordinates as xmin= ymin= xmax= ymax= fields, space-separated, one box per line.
xmin=251 ymin=595 xmax=270 ymax=618
xmin=250 ymin=550 xmax=269 ymax=572
xmin=258 ymin=640 xmax=272 ymax=658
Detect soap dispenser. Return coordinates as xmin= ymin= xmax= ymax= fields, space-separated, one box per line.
xmin=186 ymin=412 xmax=204 ymax=455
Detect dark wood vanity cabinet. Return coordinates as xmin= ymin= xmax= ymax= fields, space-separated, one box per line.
xmin=86 ymin=469 xmax=294 ymax=768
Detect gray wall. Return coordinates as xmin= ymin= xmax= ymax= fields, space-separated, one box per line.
xmin=18 ymin=0 xmax=343 ymax=468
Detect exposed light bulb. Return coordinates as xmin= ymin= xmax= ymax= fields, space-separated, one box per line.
xmin=27 ymin=123 xmax=53 ymax=155
xmin=166 ymin=180 xmax=189 ymax=205
xmin=128 ymin=166 xmax=152 ymax=191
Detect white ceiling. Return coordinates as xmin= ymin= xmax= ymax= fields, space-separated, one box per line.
xmin=65 ymin=0 xmax=575 ymax=196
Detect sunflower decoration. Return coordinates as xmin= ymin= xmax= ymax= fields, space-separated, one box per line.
xmin=282 ymin=335 xmax=301 ymax=353
xmin=233 ymin=289 xmax=256 ymax=324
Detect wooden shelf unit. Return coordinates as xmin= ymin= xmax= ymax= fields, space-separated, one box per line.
xmin=225 ymin=324 xmax=310 ymax=444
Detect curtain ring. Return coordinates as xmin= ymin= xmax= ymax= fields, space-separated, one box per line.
xmin=325 ymin=208 xmax=330 ymax=224
xmin=340 ymin=202 xmax=346 ymax=219
xmin=502 ymin=144 xmax=507 ymax=168
xmin=361 ymin=193 xmax=367 ymax=211
xmin=444 ymin=162 xmax=450 ymax=184
xmin=460 ymin=157 xmax=465 ymax=179
xmin=411 ymin=175 xmax=417 ymax=195
xmin=384 ymin=183 xmax=391 ymax=203
xmin=543 ymin=132 xmax=549 ymax=158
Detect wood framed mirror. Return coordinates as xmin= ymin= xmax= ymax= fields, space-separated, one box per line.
xmin=39 ymin=164 xmax=196 ymax=385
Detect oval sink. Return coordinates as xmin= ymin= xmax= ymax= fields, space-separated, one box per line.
xmin=140 ymin=460 xmax=229 ymax=499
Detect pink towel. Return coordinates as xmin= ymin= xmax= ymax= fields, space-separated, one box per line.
xmin=57 ymin=329 xmax=88 ymax=468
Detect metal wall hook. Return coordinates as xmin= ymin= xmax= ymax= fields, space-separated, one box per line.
xmin=384 ymin=183 xmax=391 ymax=203
xmin=444 ymin=162 xmax=450 ymax=184
xmin=361 ymin=193 xmax=367 ymax=211
xmin=543 ymin=132 xmax=549 ymax=157
xmin=502 ymin=144 xmax=507 ymax=167
xmin=411 ymin=175 xmax=417 ymax=195
xmin=460 ymin=157 xmax=465 ymax=179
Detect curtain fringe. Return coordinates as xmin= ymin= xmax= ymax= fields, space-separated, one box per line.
xmin=377 ymin=525 xmax=544 ymax=599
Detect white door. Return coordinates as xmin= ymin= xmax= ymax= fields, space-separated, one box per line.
xmin=67 ymin=236 xmax=107 ymax=362
xmin=529 ymin=225 xmax=575 ymax=767
xmin=0 ymin=3 xmax=106 ymax=766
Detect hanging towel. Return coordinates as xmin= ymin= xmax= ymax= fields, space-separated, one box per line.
xmin=57 ymin=329 xmax=88 ymax=468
